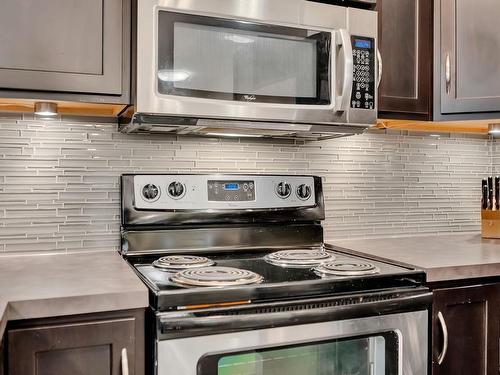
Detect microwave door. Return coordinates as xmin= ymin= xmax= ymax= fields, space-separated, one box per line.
xmin=139 ymin=10 xmax=342 ymax=124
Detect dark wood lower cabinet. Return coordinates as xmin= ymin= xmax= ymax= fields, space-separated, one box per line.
xmin=7 ymin=309 xmax=145 ymax=375
xmin=0 ymin=337 xmax=4 ymax=375
xmin=432 ymin=285 xmax=499 ymax=375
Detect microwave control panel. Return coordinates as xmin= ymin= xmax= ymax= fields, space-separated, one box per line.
xmin=350 ymin=36 xmax=375 ymax=110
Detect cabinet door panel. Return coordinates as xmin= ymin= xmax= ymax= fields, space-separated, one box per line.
xmin=8 ymin=317 xmax=135 ymax=375
xmin=0 ymin=0 xmax=123 ymax=95
xmin=379 ymin=0 xmax=417 ymax=99
xmin=0 ymin=0 xmax=103 ymax=75
xmin=440 ymin=0 xmax=500 ymax=113
xmin=436 ymin=300 xmax=487 ymax=374
xmin=432 ymin=285 xmax=498 ymax=375
xmin=378 ymin=0 xmax=432 ymax=119
xmin=36 ymin=345 xmax=111 ymax=375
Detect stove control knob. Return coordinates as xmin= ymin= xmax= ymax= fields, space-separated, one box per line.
xmin=168 ymin=181 xmax=185 ymax=199
xmin=275 ymin=182 xmax=291 ymax=199
xmin=296 ymin=184 xmax=312 ymax=200
xmin=142 ymin=184 xmax=160 ymax=201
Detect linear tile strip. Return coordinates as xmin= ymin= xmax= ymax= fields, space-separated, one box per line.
xmin=0 ymin=114 xmax=494 ymax=254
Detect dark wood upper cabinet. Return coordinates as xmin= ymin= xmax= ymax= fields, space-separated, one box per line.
xmin=377 ymin=0 xmax=433 ymax=120
xmin=0 ymin=0 xmax=131 ymax=104
xmin=379 ymin=0 xmax=500 ymax=121
xmin=7 ymin=309 xmax=144 ymax=375
xmin=432 ymin=285 xmax=499 ymax=375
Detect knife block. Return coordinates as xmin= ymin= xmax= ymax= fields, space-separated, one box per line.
xmin=481 ymin=210 xmax=500 ymax=239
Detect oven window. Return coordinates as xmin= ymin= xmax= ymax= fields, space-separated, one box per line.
xmin=198 ymin=332 xmax=398 ymax=375
xmin=157 ymin=11 xmax=331 ymax=104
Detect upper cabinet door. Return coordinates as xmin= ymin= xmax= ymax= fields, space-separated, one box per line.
xmin=378 ymin=0 xmax=433 ymax=120
xmin=440 ymin=0 xmax=500 ymax=114
xmin=0 ymin=0 xmax=125 ymax=96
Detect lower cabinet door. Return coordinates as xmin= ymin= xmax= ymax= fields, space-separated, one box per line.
xmin=432 ymin=285 xmax=499 ymax=375
xmin=8 ymin=317 xmax=136 ymax=375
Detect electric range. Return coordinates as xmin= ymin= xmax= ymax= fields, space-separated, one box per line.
xmin=128 ymin=249 xmax=425 ymax=311
xmin=121 ymin=173 xmax=431 ymax=375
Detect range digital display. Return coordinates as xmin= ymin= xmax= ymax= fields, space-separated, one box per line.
xmin=223 ymin=183 xmax=239 ymax=191
xmin=354 ymin=39 xmax=372 ymax=49
xmin=208 ymin=180 xmax=255 ymax=201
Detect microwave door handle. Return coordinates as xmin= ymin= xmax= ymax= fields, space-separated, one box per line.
xmin=376 ymin=48 xmax=383 ymax=89
xmin=336 ymin=29 xmax=354 ymax=111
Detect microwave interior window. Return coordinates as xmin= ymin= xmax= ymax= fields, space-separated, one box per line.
xmin=198 ymin=332 xmax=399 ymax=375
xmin=157 ymin=11 xmax=331 ymax=104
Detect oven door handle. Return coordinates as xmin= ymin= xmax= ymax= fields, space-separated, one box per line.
xmin=159 ymin=291 xmax=432 ymax=337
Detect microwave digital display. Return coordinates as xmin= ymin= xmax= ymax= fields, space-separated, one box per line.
xmin=354 ymin=39 xmax=372 ymax=49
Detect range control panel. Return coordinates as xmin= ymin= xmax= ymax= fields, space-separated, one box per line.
xmin=350 ymin=36 xmax=375 ymax=110
xmin=208 ymin=180 xmax=255 ymax=202
xmin=133 ymin=175 xmax=317 ymax=210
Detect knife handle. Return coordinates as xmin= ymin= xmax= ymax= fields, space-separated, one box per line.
xmin=495 ymin=176 xmax=499 ymax=210
xmin=482 ymin=179 xmax=489 ymax=210
xmin=488 ymin=176 xmax=494 ymax=210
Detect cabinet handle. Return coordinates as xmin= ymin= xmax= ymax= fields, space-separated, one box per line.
xmin=121 ymin=348 xmax=129 ymax=375
xmin=445 ymin=53 xmax=451 ymax=94
xmin=437 ymin=311 xmax=449 ymax=365
xmin=376 ymin=48 xmax=383 ymax=89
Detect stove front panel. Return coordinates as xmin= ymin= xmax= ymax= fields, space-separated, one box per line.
xmin=156 ymin=310 xmax=428 ymax=375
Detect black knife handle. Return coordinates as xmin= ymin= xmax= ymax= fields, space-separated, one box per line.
xmin=496 ymin=176 xmax=500 ymax=210
xmin=488 ymin=176 xmax=494 ymax=209
xmin=482 ymin=179 xmax=489 ymax=210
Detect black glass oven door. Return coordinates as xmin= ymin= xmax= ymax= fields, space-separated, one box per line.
xmin=198 ymin=332 xmax=399 ymax=375
xmin=157 ymin=11 xmax=331 ymax=105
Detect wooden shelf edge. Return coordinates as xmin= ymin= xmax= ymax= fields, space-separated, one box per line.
xmin=375 ymin=118 xmax=492 ymax=134
xmin=0 ymin=98 xmax=128 ymax=117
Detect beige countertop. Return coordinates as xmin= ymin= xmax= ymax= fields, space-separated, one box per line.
xmin=330 ymin=233 xmax=500 ymax=283
xmin=0 ymin=251 xmax=148 ymax=338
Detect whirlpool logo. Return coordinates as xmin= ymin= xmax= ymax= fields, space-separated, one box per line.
xmin=243 ymin=95 xmax=256 ymax=102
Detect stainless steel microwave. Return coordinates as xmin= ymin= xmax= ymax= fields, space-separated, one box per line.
xmin=120 ymin=0 xmax=379 ymax=140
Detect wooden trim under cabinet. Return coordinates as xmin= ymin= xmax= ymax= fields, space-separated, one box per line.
xmin=376 ymin=118 xmax=493 ymax=134
xmin=0 ymin=98 xmax=128 ymax=117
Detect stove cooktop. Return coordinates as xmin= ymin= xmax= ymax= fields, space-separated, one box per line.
xmin=127 ymin=247 xmax=425 ymax=311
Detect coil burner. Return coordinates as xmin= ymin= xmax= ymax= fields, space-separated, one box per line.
xmin=314 ymin=261 xmax=380 ymax=277
xmin=264 ymin=248 xmax=336 ymax=268
xmin=152 ymin=255 xmax=215 ymax=271
xmin=170 ymin=266 xmax=263 ymax=287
